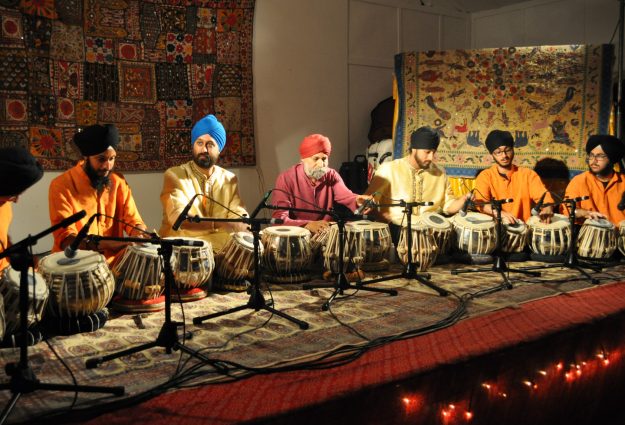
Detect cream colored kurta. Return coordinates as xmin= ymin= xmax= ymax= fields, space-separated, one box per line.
xmin=367 ymin=157 xmax=457 ymax=226
xmin=160 ymin=161 xmax=248 ymax=252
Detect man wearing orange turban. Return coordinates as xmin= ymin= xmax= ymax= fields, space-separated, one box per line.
xmin=271 ymin=134 xmax=373 ymax=235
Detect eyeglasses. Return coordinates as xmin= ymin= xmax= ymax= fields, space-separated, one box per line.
xmin=492 ymin=147 xmax=513 ymax=157
xmin=587 ymin=153 xmax=608 ymax=161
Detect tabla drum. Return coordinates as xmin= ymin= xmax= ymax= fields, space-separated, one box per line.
xmin=451 ymin=212 xmax=496 ymax=255
xmin=397 ymin=222 xmax=438 ymax=272
xmin=577 ymin=219 xmax=617 ymax=260
xmin=416 ymin=212 xmax=453 ymax=256
xmin=168 ymin=237 xmax=215 ymax=301
xmin=214 ymin=232 xmax=263 ymax=292
xmin=0 ymin=292 xmax=4 ymax=342
xmin=261 ymin=226 xmax=313 ymax=283
xmin=350 ymin=220 xmax=391 ymax=271
xmin=110 ymin=243 xmax=165 ymax=313
xmin=0 ymin=266 xmax=48 ymax=336
xmin=323 ymin=223 xmax=365 ymax=274
xmin=310 ymin=223 xmax=332 ymax=260
xmin=502 ymin=221 xmax=529 ymax=253
xmin=39 ymin=250 xmax=115 ymax=319
xmin=527 ymin=213 xmax=571 ymax=257
xmin=618 ymin=220 xmax=625 ymax=256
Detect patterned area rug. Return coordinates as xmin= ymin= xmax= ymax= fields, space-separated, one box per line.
xmin=0 ymin=260 xmax=624 ymax=424
xmin=0 ymin=1 xmax=256 ymax=170
xmin=394 ymin=45 xmax=613 ymax=177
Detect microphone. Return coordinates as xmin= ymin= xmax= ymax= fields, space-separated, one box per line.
xmin=58 ymin=210 xmax=87 ymax=228
xmin=459 ymin=191 xmax=474 ymax=217
xmin=64 ymin=213 xmax=98 ymax=258
xmin=172 ymin=194 xmax=200 ymax=231
xmin=531 ymin=191 xmax=548 ymax=216
xmin=248 ymin=190 xmax=272 ymax=219
xmin=354 ymin=192 xmax=379 ymax=215
xmin=572 ymin=195 xmax=590 ymax=203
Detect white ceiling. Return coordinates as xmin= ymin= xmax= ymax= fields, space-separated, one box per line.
xmin=439 ymin=0 xmax=536 ymax=12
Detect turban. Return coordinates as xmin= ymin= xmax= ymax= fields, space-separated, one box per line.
xmin=74 ymin=124 xmax=120 ymax=156
xmin=0 ymin=147 xmax=44 ymax=196
xmin=485 ymin=130 xmax=514 ymax=153
xmin=299 ymin=134 xmax=332 ymax=159
xmin=191 ymin=114 xmax=226 ymax=151
xmin=410 ymin=127 xmax=440 ymax=150
xmin=586 ymin=134 xmax=625 ymax=163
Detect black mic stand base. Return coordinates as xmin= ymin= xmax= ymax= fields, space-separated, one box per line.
xmin=520 ymin=253 xmax=602 ymax=285
xmin=451 ymin=254 xmax=541 ymax=290
xmin=358 ymin=262 xmax=449 ymax=297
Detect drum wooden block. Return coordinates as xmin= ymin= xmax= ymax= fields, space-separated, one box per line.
xmin=351 ymin=220 xmax=391 ymax=271
xmin=527 ymin=214 xmax=571 ymax=257
xmin=397 ymin=223 xmax=437 ymax=272
xmin=167 ymin=237 xmax=214 ymax=301
xmin=214 ymin=232 xmax=262 ymax=291
xmin=39 ymin=251 xmax=115 ymax=318
xmin=261 ymin=226 xmax=313 ymax=283
xmin=416 ymin=212 xmax=453 ymax=256
xmin=323 ymin=223 xmax=365 ymax=274
xmin=0 ymin=266 xmax=48 ymax=335
xmin=578 ymin=219 xmax=617 ymax=260
xmin=451 ymin=212 xmax=496 ymax=255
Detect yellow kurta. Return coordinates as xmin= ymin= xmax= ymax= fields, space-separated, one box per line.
xmin=48 ymin=162 xmax=146 ymax=262
xmin=0 ymin=202 xmax=12 ymax=273
xmin=366 ymin=157 xmax=458 ymax=226
xmin=160 ymin=161 xmax=248 ymax=252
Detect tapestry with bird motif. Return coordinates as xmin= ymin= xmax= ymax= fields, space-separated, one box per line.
xmin=394 ymin=45 xmax=614 ymax=178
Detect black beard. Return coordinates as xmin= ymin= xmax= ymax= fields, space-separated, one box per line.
xmin=84 ymin=161 xmax=111 ymax=191
xmin=591 ymin=162 xmax=614 ymax=178
xmin=193 ymin=154 xmax=215 ymax=170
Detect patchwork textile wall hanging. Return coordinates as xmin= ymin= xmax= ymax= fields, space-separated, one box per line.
xmin=0 ymin=0 xmax=255 ymax=171
xmin=394 ymin=45 xmax=614 ymax=177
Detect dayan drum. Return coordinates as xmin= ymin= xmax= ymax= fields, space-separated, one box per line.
xmin=168 ymin=237 xmax=214 ymax=301
xmin=323 ymin=223 xmax=365 ymax=274
xmin=501 ymin=221 xmax=529 ymax=253
xmin=0 ymin=266 xmax=49 ymax=336
xmin=261 ymin=226 xmax=313 ymax=283
xmin=310 ymin=224 xmax=332 ymax=258
xmin=451 ymin=212 xmax=497 ymax=255
xmin=350 ymin=220 xmax=391 ymax=271
xmin=577 ymin=218 xmax=617 ymax=260
xmin=110 ymin=243 xmax=165 ymax=313
xmin=39 ymin=250 xmax=115 ymax=318
xmin=397 ymin=222 xmax=438 ymax=272
xmin=527 ymin=213 xmax=571 ymax=257
xmin=215 ymin=232 xmax=263 ymax=291
xmin=618 ymin=220 xmax=625 ymax=256
xmin=416 ymin=212 xmax=453 ymax=256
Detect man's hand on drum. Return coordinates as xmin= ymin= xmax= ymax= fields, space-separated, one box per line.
xmin=305 ymin=220 xmax=329 ymax=235
xmin=500 ymin=211 xmax=519 ymax=225
xmin=355 ymin=194 xmax=375 ymax=215
xmin=538 ymin=205 xmax=553 ymax=224
xmin=577 ymin=209 xmax=606 ymax=221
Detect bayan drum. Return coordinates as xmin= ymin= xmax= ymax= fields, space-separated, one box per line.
xmin=416 ymin=212 xmax=453 ymax=256
xmin=397 ymin=222 xmax=437 ymax=272
xmin=451 ymin=212 xmax=496 ymax=255
xmin=0 ymin=266 xmax=48 ymax=336
xmin=577 ymin=218 xmax=617 ymax=260
xmin=323 ymin=223 xmax=365 ymax=274
xmin=39 ymin=250 xmax=115 ymax=318
xmin=502 ymin=221 xmax=529 ymax=253
xmin=110 ymin=243 xmax=165 ymax=313
xmin=214 ymin=232 xmax=263 ymax=292
xmin=527 ymin=213 xmax=571 ymax=257
xmin=350 ymin=220 xmax=391 ymax=271
xmin=168 ymin=237 xmax=214 ymax=301
xmin=261 ymin=226 xmax=313 ymax=283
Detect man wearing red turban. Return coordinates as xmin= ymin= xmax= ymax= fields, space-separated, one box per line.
xmin=271 ymin=134 xmax=373 ymax=235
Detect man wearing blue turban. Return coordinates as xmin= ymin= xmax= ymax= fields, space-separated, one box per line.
xmin=159 ymin=114 xmax=248 ymax=295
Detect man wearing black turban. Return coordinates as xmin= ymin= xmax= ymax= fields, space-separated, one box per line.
xmin=366 ymin=126 xmax=469 ymax=244
xmin=0 ymin=147 xmax=44 ymax=273
xmin=473 ymin=129 xmax=553 ymax=224
xmin=565 ymin=134 xmax=625 ymax=224
xmin=48 ymin=124 xmax=148 ymax=263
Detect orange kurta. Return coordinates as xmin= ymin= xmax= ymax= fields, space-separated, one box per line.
xmin=564 ymin=170 xmax=625 ymax=225
xmin=473 ymin=164 xmax=553 ymax=222
xmin=0 ymin=202 xmax=12 ymax=273
xmin=48 ymin=162 xmax=145 ymax=262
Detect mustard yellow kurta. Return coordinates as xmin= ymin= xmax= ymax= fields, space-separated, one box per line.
xmin=366 ymin=157 xmax=458 ymax=226
xmin=0 ymin=202 xmax=12 ymax=273
xmin=160 ymin=161 xmax=248 ymax=252
xmin=48 ymin=162 xmax=146 ymax=262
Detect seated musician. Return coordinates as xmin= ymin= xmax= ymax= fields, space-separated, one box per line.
xmin=473 ymin=130 xmax=553 ymax=224
xmin=271 ymin=134 xmax=373 ymax=236
xmin=564 ymin=134 xmax=625 ymax=224
xmin=160 ymin=114 xmax=248 ymax=252
xmin=366 ymin=126 xmax=468 ymax=243
xmin=0 ymin=147 xmax=44 ymax=274
xmin=49 ymin=124 xmax=148 ymax=263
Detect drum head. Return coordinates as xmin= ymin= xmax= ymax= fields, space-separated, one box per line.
xmin=351 ymin=220 xmax=388 ymax=231
xmin=166 ymin=237 xmax=210 ymax=250
xmin=40 ymin=250 xmax=106 ymax=272
xmin=453 ymin=212 xmax=494 ymax=229
xmin=419 ymin=212 xmax=452 ymax=230
xmin=505 ymin=221 xmax=527 ymax=234
xmin=527 ymin=213 xmax=568 ymax=229
xmin=264 ymin=226 xmax=311 ymax=238
xmin=129 ymin=243 xmax=161 ymax=256
xmin=4 ymin=267 xmax=48 ymax=299
xmin=585 ymin=218 xmax=614 ymax=229
xmin=232 ymin=232 xmax=256 ymax=250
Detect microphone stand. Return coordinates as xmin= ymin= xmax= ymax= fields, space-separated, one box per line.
xmin=451 ymin=198 xmax=541 ymax=293
xmin=191 ymin=204 xmax=309 ymax=329
xmin=264 ymin=204 xmax=397 ymax=311
xmin=0 ymin=221 xmax=124 ymax=425
xmin=357 ymin=200 xmax=449 ymax=297
xmin=85 ymin=236 xmax=217 ymax=368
